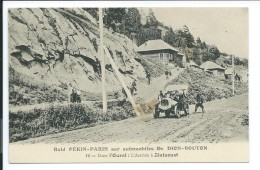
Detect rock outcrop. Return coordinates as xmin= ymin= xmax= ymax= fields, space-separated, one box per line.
xmin=9 ymin=8 xmax=146 ymax=93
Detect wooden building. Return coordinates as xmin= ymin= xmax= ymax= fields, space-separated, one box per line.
xmin=136 ymin=39 xmax=184 ymax=67
xmin=187 ymin=60 xmax=200 ymax=69
xmin=225 ymin=68 xmax=242 ymax=81
xmin=200 ymin=61 xmax=225 ymax=77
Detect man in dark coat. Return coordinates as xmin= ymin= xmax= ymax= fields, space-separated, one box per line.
xmin=195 ymin=91 xmax=205 ymax=113
xmin=165 ymin=70 xmax=169 ymax=79
xmin=122 ymin=87 xmax=127 ymax=99
xmin=72 ymin=88 xmax=77 ymax=103
xmin=146 ymin=72 xmax=151 ymax=85
xmin=76 ymin=89 xmax=81 ymax=103
xmin=131 ymin=80 xmax=137 ymax=95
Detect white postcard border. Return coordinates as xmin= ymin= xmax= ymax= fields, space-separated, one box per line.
xmin=2 ymin=1 xmax=260 ymax=170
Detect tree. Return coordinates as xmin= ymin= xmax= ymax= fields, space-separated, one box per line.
xmin=103 ymin=8 xmax=126 ymax=32
xmin=123 ymin=8 xmax=142 ymax=36
xmin=202 ymin=51 xmax=215 ymax=62
xmin=163 ymin=27 xmax=176 ymax=47
xmin=137 ymin=27 xmax=161 ymax=46
xmin=196 ymin=37 xmax=202 ymax=47
xmin=234 ymin=57 xmax=241 ymax=65
xmin=208 ymin=45 xmax=220 ymax=59
xmin=201 ymin=41 xmax=207 ymax=49
xmin=196 ymin=37 xmax=202 ymax=44
xmin=191 ymin=47 xmax=202 ymax=65
xmin=144 ymin=9 xmax=159 ymax=28
xmin=241 ymin=58 xmax=248 ymax=67
xmin=83 ymin=8 xmax=98 ymax=21
xmin=182 ymin=25 xmax=195 ymax=48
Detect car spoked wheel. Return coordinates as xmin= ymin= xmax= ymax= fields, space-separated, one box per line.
xmin=165 ymin=111 xmax=170 ymax=118
xmin=185 ymin=104 xmax=190 ymax=115
xmin=175 ymin=105 xmax=180 ymax=118
xmin=185 ymin=107 xmax=189 ymax=115
xmin=154 ymin=106 xmax=160 ymax=118
xmin=185 ymin=109 xmax=189 ymax=115
xmin=176 ymin=109 xmax=181 ymax=118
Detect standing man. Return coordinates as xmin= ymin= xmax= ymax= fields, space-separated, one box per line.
xmin=76 ymin=89 xmax=81 ymax=103
xmin=195 ymin=91 xmax=205 ymax=113
xmin=72 ymin=88 xmax=77 ymax=103
xmin=165 ymin=69 xmax=169 ymax=79
xmin=122 ymin=87 xmax=128 ymax=100
xmin=146 ymin=72 xmax=151 ymax=85
xmin=131 ymin=79 xmax=137 ymax=95
xmin=158 ymin=90 xmax=164 ymax=101
xmin=68 ymin=83 xmax=73 ymax=103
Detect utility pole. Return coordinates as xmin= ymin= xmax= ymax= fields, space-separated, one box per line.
xmin=232 ymin=54 xmax=235 ymax=95
xmin=99 ymin=8 xmax=107 ymax=113
xmin=104 ymin=47 xmax=142 ymax=116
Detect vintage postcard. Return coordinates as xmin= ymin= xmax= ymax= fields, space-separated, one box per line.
xmin=7 ymin=6 xmax=249 ymax=163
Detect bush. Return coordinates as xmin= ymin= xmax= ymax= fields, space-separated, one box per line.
xmin=9 ymin=101 xmax=135 ymax=142
xmin=9 ymin=66 xmax=67 ymax=106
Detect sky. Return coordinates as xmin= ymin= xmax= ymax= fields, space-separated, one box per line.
xmin=148 ymin=8 xmax=248 ymax=58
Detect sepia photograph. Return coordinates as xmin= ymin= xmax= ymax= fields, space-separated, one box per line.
xmin=6 ymin=4 xmax=251 ymax=163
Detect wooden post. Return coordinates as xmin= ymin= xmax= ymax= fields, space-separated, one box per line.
xmin=99 ymin=8 xmax=107 ymax=113
xmin=104 ymin=46 xmax=142 ymax=116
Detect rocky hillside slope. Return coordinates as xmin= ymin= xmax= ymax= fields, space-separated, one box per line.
xmin=166 ymin=68 xmax=248 ymax=104
xmin=9 ymin=8 xmax=147 ymax=99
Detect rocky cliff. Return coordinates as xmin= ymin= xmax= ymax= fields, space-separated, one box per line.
xmin=9 ymin=8 xmax=147 ymax=95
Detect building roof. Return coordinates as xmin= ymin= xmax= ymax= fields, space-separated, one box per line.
xmin=165 ymin=84 xmax=189 ymax=92
xmin=177 ymin=52 xmax=185 ymax=56
xmin=137 ymin=39 xmax=179 ymax=52
xmin=205 ymin=69 xmax=213 ymax=73
xmin=189 ymin=60 xmax=198 ymax=67
xmin=200 ymin=61 xmax=225 ymax=70
xmin=225 ymin=67 xmax=241 ymax=75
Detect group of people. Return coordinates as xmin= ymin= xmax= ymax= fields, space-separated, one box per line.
xmin=68 ymin=84 xmax=81 ymax=103
xmin=165 ymin=69 xmax=172 ymax=79
xmin=158 ymin=89 xmax=205 ymax=113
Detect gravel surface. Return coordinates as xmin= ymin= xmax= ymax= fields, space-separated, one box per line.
xmin=14 ymin=93 xmax=248 ymax=144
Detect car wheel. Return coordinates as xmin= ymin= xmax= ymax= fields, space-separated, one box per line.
xmin=185 ymin=109 xmax=189 ymax=115
xmin=165 ymin=111 xmax=170 ymax=117
xmin=176 ymin=112 xmax=181 ymax=118
xmin=176 ymin=107 xmax=181 ymax=118
xmin=154 ymin=110 xmax=160 ymax=118
xmin=185 ymin=106 xmax=189 ymax=115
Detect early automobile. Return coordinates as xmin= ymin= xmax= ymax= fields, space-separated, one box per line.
xmin=154 ymin=84 xmax=189 ymax=118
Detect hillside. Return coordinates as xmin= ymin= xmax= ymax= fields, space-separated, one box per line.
xmin=166 ymin=68 xmax=248 ymax=104
xmin=8 ymin=8 xmax=248 ymax=107
xmin=8 ymin=8 xmax=155 ymax=105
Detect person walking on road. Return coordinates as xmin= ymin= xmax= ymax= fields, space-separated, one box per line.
xmin=131 ymin=79 xmax=137 ymax=95
xmin=146 ymin=72 xmax=151 ymax=85
xmin=76 ymin=89 xmax=81 ymax=103
xmin=195 ymin=91 xmax=205 ymax=113
xmin=68 ymin=83 xmax=73 ymax=103
xmin=165 ymin=69 xmax=169 ymax=79
xmin=72 ymin=88 xmax=77 ymax=103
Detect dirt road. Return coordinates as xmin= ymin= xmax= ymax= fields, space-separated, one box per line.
xmin=136 ymin=67 xmax=183 ymax=103
xmin=16 ymin=93 xmax=248 ymax=144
